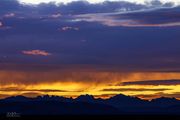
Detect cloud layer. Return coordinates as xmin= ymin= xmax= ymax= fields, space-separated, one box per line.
xmin=0 ymin=0 xmax=180 ymax=71
xmin=101 ymin=88 xmax=171 ymax=92
xmin=75 ymin=7 xmax=180 ymax=27
xmin=22 ymin=50 xmax=52 ymax=56
xmin=122 ymin=79 xmax=180 ymax=85
xmin=17 ymin=0 xmax=180 ymax=6
xmin=0 ymin=0 xmax=180 ymax=99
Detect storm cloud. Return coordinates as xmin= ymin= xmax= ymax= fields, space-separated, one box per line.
xmin=0 ymin=87 xmax=69 ymax=92
xmin=1 ymin=7 xmax=180 ymax=72
xmin=101 ymin=88 xmax=171 ymax=92
xmin=0 ymin=0 xmax=180 ymax=99
xmin=122 ymin=79 xmax=180 ymax=85
xmin=74 ymin=6 xmax=180 ymax=27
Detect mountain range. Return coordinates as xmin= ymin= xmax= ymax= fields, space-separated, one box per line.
xmin=0 ymin=94 xmax=180 ymax=115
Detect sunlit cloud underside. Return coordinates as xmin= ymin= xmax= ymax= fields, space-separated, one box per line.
xmin=1 ymin=71 xmax=180 ymax=100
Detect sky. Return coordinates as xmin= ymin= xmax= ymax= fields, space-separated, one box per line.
xmin=0 ymin=0 xmax=180 ymax=99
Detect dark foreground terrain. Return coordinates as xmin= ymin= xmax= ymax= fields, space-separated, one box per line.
xmin=0 ymin=94 xmax=180 ymax=116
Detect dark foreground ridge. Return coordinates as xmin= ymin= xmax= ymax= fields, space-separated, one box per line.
xmin=0 ymin=94 xmax=180 ymax=115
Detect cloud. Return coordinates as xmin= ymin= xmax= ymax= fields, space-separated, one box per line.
xmin=0 ymin=94 xmax=11 ymax=99
xmin=20 ymin=92 xmax=43 ymax=98
xmin=22 ymin=50 xmax=52 ymax=56
xmin=0 ymin=68 xmax=180 ymax=87
xmin=0 ymin=87 xmax=68 ymax=92
xmin=0 ymin=0 xmax=20 ymax=13
xmin=0 ymin=0 xmax=176 ymax=18
xmin=0 ymin=70 xmax=180 ymax=99
xmin=94 ymin=94 xmax=117 ymax=98
xmin=0 ymin=21 xmax=12 ymax=30
xmin=0 ymin=22 xmax=2 ymax=27
xmin=43 ymin=1 xmax=147 ymax=15
xmin=1 ymin=14 xmax=180 ymax=72
xmin=51 ymin=13 xmax=62 ymax=18
xmin=74 ymin=7 xmax=180 ymax=27
xmin=4 ymin=13 xmax=16 ymax=18
xmin=0 ymin=0 xmax=180 ymax=99
xmin=101 ymin=88 xmax=171 ymax=92
xmin=122 ymin=79 xmax=180 ymax=85
xmin=60 ymin=26 xmax=79 ymax=31
xmin=0 ymin=0 xmax=160 ymax=16
xmin=0 ymin=0 xmax=180 ymax=72
xmin=18 ymin=0 xmax=179 ymax=8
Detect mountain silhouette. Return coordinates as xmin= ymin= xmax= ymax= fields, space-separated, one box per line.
xmin=0 ymin=94 xmax=180 ymax=115
xmin=76 ymin=95 xmax=95 ymax=102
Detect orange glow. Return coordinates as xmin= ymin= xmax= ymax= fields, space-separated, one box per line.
xmin=0 ymin=71 xmax=180 ymax=99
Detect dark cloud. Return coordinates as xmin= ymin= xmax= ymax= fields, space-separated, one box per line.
xmin=55 ymin=1 xmax=147 ymax=15
xmin=0 ymin=67 xmax=180 ymax=88
xmin=0 ymin=0 xmax=180 ymax=99
xmin=122 ymin=79 xmax=180 ymax=85
xmin=0 ymin=0 xmax=179 ymax=72
xmin=0 ymin=0 xmax=20 ymax=14
xmin=0 ymin=0 xmax=174 ymax=16
xmin=101 ymin=88 xmax=171 ymax=92
xmin=93 ymin=94 xmax=117 ymax=98
xmin=0 ymin=94 xmax=10 ymax=99
xmin=1 ymin=14 xmax=180 ymax=72
xmin=0 ymin=87 xmax=68 ymax=92
xmin=145 ymin=0 xmax=175 ymax=7
xmin=75 ymin=7 xmax=180 ymax=27
xmin=20 ymin=92 xmax=43 ymax=98
xmin=0 ymin=0 xmax=148 ymax=16
xmin=0 ymin=70 xmax=133 ymax=85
